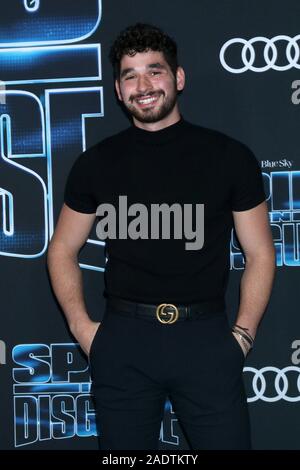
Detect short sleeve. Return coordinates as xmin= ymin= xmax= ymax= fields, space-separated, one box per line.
xmin=64 ymin=150 xmax=97 ymax=214
xmin=229 ymin=140 xmax=266 ymax=212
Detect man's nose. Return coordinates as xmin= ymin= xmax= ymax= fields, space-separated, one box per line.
xmin=136 ymin=75 xmax=152 ymax=93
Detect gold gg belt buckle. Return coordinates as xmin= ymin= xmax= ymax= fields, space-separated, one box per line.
xmin=156 ymin=303 xmax=179 ymax=324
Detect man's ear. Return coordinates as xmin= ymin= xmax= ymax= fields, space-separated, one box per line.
xmin=176 ymin=66 xmax=185 ymax=92
xmin=115 ymin=79 xmax=123 ymax=101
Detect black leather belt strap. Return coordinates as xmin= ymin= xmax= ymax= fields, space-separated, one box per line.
xmin=107 ymin=297 xmax=225 ymax=323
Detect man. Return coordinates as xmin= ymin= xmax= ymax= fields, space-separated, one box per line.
xmin=47 ymin=23 xmax=276 ymax=450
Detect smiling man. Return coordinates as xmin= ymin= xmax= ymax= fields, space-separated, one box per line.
xmin=47 ymin=23 xmax=276 ymax=450
xmin=116 ymin=50 xmax=183 ymax=125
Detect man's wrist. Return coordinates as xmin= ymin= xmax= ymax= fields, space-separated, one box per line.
xmin=232 ymin=331 xmax=252 ymax=356
xmin=69 ymin=316 xmax=92 ymax=336
xmin=233 ymin=324 xmax=256 ymax=341
xmin=232 ymin=324 xmax=255 ymax=351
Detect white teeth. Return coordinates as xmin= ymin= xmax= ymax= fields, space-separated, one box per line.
xmin=137 ymin=96 xmax=158 ymax=104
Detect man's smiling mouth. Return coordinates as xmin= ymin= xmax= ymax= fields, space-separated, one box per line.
xmin=135 ymin=94 xmax=162 ymax=107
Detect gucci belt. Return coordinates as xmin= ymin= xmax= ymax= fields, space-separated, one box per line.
xmin=106 ymin=297 xmax=225 ymax=323
xmin=156 ymin=303 xmax=179 ymax=324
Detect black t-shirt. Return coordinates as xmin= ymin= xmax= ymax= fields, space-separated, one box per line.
xmin=64 ymin=118 xmax=266 ymax=305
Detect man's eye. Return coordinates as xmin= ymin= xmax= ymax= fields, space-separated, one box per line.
xmin=125 ymin=76 xmax=135 ymax=80
xmin=150 ymin=71 xmax=161 ymax=76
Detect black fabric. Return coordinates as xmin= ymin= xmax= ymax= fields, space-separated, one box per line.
xmin=90 ymin=305 xmax=251 ymax=450
xmin=64 ymin=117 xmax=266 ymax=304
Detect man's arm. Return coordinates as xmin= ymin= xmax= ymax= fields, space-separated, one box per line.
xmin=47 ymin=203 xmax=99 ymax=355
xmin=232 ymin=200 xmax=276 ymax=351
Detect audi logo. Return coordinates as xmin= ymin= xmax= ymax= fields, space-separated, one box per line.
xmin=24 ymin=0 xmax=40 ymax=13
xmin=220 ymin=35 xmax=300 ymax=73
xmin=244 ymin=366 xmax=300 ymax=402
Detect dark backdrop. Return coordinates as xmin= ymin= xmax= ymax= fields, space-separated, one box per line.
xmin=1 ymin=0 xmax=299 ymax=450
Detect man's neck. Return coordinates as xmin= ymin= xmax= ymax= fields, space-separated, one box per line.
xmin=132 ymin=107 xmax=181 ymax=132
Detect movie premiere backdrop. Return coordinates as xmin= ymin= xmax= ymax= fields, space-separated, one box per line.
xmin=0 ymin=0 xmax=299 ymax=450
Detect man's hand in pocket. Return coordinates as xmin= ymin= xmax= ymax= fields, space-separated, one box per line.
xmin=71 ymin=319 xmax=101 ymax=356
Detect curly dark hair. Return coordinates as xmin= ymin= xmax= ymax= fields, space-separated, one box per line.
xmin=109 ymin=23 xmax=178 ymax=80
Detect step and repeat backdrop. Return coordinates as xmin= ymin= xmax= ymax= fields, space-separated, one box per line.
xmin=1 ymin=0 xmax=300 ymax=450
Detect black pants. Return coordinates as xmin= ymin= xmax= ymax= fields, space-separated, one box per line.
xmin=89 ymin=302 xmax=251 ymax=450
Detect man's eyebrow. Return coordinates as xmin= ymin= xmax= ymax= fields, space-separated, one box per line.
xmin=120 ymin=67 xmax=135 ymax=79
xmin=120 ymin=63 xmax=167 ymax=78
xmin=147 ymin=62 xmax=167 ymax=70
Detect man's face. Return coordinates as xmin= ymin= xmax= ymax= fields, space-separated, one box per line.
xmin=115 ymin=50 xmax=184 ymax=124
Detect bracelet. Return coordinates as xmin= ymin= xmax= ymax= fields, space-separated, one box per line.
xmin=232 ymin=331 xmax=252 ymax=355
xmin=234 ymin=324 xmax=254 ymax=343
xmin=232 ymin=326 xmax=254 ymax=349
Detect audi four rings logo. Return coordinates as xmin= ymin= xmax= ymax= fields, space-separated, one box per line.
xmin=220 ymin=35 xmax=300 ymax=73
xmin=244 ymin=366 xmax=300 ymax=402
